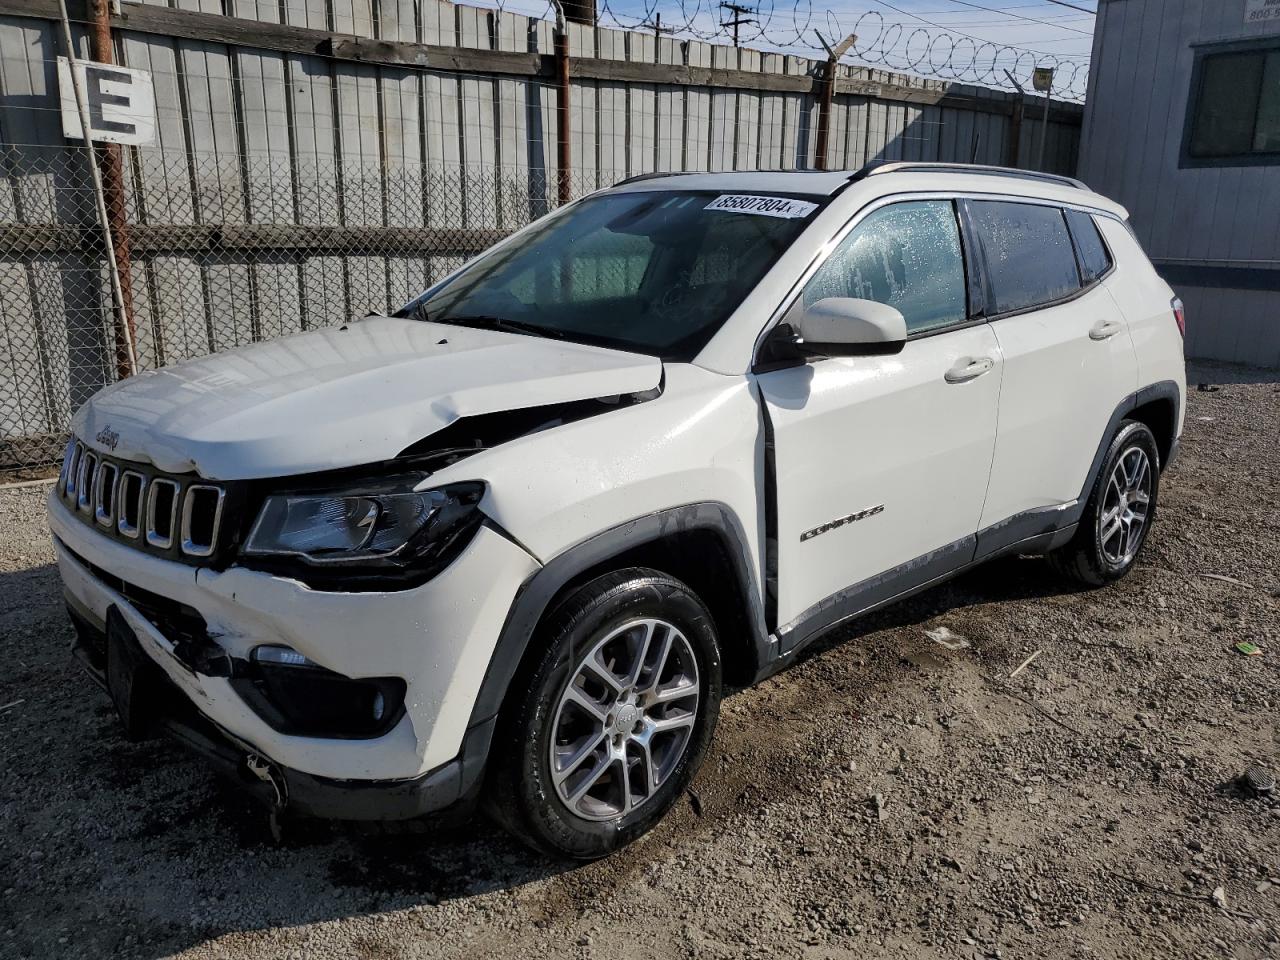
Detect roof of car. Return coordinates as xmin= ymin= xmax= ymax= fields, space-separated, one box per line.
xmin=609 ymin=163 xmax=1123 ymax=217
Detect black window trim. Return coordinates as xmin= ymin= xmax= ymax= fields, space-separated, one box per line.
xmin=776 ymin=196 xmax=982 ymax=349
xmin=1063 ymin=208 xmax=1117 ymax=289
xmin=1179 ymin=37 xmax=1280 ymax=170
xmin=958 ymin=198 xmax=1117 ymax=325
xmin=750 ymin=190 xmax=1127 ymax=369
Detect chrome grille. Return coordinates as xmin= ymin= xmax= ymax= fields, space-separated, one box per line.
xmin=57 ymin=441 xmax=229 ymax=563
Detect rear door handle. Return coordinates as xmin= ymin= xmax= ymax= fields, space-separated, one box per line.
xmin=944 ymin=356 xmax=995 ymax=384
xmin=1089 ymin=319 xmax=1123 ymax=341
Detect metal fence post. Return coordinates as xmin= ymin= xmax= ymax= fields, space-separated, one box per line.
xmin=812 ymin=32 xmax=854 ymax=172
xmin=552 ymin=1 xmax=572 ymax=206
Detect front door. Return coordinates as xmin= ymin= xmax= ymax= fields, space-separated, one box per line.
xmin=755 ymin=199 xmax=1002 ymax=639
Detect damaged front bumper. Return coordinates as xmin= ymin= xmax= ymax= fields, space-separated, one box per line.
xmin=66 ymin=601 xmax=493 ymax=820
xmin=48 ymin=488 xmax=540 ymax=821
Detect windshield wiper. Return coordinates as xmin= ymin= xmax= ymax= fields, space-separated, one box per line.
xmin=413 ymin=309 xmax=563 ymax=341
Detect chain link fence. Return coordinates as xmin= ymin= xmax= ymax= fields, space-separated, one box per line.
xmin=0 ymin=0 xmax=1082 ymax=476
xmin=0 ymin=138 xmax=605 ymax=473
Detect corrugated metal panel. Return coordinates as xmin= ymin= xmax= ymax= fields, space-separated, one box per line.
xmin=0 ymin=0 xmax=1088 ymax=464
xmin=1080 ymin=0 xmax=1279 ymax=365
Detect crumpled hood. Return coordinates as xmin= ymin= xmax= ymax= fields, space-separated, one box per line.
xmin=73 ymin=316 xmax=662 ymax=480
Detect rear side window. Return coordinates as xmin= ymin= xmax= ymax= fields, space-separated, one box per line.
xmin=1064 ymin=210 xmax=1112 ymax=284
xmin=802 ymin=200 xmax=968 ymax=335
xmin=968 ymin=200 xmax=1081 ymax=315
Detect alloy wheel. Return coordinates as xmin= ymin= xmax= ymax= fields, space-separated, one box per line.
xmin=549 ymin=618 xmax=700 ymax=822
xmin=1099 ymin=445 xmax=1152 ymax=565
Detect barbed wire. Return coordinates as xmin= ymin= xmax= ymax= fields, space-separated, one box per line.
xmin=484 ymin=0 xmax=1090 ymax=100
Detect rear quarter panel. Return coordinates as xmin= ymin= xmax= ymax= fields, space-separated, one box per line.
xmin=1098 ymin=217 xmax=1187 ymax=438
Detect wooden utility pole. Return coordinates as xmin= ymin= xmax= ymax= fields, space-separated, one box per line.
xmin=719 ymin=2 xmax=756 ymax=47
xmin=560 ymin=0 xmax=596 ymax=26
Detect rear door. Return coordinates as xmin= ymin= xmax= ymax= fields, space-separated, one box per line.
xmin=756 ymin=199 xmax=1002 ymax=637
xmin=968 ymin=200 xmax=1139 ymax=541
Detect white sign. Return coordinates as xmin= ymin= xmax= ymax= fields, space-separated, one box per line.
xmin=58 ymin=58 xmax=156 ymax=146
xmin=1246 ymin=0 xmax=1280 ymax=25
xmin=704 ymin=194 xmax=820 ymax=219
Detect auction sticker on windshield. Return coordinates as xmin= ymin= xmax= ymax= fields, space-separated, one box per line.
xmin=704 ymin=194 xmax=820 ymax=219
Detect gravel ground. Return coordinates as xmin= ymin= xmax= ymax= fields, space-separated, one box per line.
xmin=2 ymin=361 xmax=1278 ymax=960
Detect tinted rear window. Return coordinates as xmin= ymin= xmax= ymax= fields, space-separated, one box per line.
xmin=969 ymin=201 xmax=1081 ymax=315
xmin=1065 ymin=209 xmax=1112 ymax=284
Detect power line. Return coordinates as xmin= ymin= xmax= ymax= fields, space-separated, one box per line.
xmin=871 ymin=0 xmax=1089 ymax=57
xmin=932 ymin=0 xmax=1095 ymax=36
xmin=1036 ymin=0 xmax=1097 ymax=13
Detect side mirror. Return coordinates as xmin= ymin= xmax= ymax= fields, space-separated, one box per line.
xmin=793 ymin=298 xmax=908 ymax=356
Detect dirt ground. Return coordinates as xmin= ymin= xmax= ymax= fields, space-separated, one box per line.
xmin=2 ymin=361 xmax=1277 ymax=960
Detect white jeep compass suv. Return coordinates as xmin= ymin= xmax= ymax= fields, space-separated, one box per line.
xmin=49 ymin=163 xmax=1186 ymax=859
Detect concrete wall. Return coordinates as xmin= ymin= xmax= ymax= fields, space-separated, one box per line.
xmin=1079 ymin=0 xmax=1280 ymax=367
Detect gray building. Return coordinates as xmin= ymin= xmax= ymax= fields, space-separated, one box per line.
xmin=1079 ymin=0 xmax=1280 ymax=367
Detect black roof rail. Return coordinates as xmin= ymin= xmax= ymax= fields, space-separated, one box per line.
xmin=851 ymin=161 xmax=1089 ymax=191
xmin=613 ymin=171 xmax=696 ymax=186
xmin=614 ymin=169 xmax=848 ymax=187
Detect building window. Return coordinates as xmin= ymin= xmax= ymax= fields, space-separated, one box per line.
xmin=1183 ymin=41 xmax=1280 ymax=167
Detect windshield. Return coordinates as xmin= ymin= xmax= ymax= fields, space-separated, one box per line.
xmin=397 ymin=190 xmax=821 ymax=360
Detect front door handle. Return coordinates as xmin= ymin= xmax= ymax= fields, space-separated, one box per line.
xmin=1089 ymin=319 xmax=1123 ymax=341
xmin=944 ymin=356 xmax=995 ymax=384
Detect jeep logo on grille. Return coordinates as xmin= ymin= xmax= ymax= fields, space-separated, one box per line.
xmin=95 ymin=425 xmax=120 ymax=451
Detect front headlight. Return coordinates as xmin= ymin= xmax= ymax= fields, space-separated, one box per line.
xmin=243 ymin=480 xmax=485 ymax=572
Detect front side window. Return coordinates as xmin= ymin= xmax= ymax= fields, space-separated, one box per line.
xmin=968 ymin=201 xmax=1081 ymax=315
xmin=801 ymin=200 xmax=968 ymax=335
xmin=1185 ymin=44 xmax=1280 ymax=165
xmin=1065 ymin=209 xmax=1112 ymax=284
xmin=400 ymin=190 xmax=817 ymax=360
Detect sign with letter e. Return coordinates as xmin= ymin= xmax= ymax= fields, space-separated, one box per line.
xmin=57 ymin=58 xmax=156 ymax=146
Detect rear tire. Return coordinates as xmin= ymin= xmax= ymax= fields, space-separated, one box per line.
xmin=488 ymin=568 xmax=722 ymax=860
xmin=1050 ymin=419 xmax=1160 ymax=587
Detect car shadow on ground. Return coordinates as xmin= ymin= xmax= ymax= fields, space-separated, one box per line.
xmin=792 ymin=551 xmax=1085 ymax=670
xmin=3 ymin=550 xmax=1085 ymax=957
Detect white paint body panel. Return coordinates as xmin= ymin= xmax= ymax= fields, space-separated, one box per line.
xmin=759 ymin=326 xmax=1003 ymax=627
xmin=430 ymin=363 xmax=766 ymax=592
xmin=1097 ymin=218 xmax=1188 ymax=442
xmin=50 ymin=489 xmax=539 ymax=779
xmin=72 ymin=316 xmax=662 ymax=480
xmin=980 ymin=284 xmax=1139 ymax=525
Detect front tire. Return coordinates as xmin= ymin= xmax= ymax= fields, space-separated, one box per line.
xmin=1051 ymin=419 xmax=1160 ymax=586
xmin=488 ymin=568 xmax=722 ymax=859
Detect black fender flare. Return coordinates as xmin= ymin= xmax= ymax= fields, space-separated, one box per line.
xmin=1077 ymin=379 xmax=1181 ymax=502
xmin=466 ymin=502 xmax=770 ymax=734
xmin=973 ymin=379 xmax=1182 ymax=560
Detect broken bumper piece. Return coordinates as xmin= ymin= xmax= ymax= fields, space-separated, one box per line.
xmin=66 ymin=601 xmax=492 ymax=821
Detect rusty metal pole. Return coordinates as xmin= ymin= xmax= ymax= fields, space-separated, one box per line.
xmin=812 ymin=33 xmax=854 ymax=172
xmin=88 ymin=0 xmax=138 ymax=379
xmin=814 ymin=58 xmax=835 ymax=171
xmin=554 ymin=27 xmax=572 ymax=206
xmin=1006 ymin=97 xmax=1024 ymax=168
xmin=57 ymin=0 xmax=137 ymax=378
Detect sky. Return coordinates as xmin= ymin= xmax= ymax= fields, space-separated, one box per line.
xmin=467 ymin=0 xmax=1097 ymax=99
